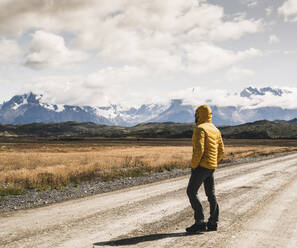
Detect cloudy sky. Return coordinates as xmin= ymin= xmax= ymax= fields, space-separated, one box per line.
xmin=0 ymin=0 xmax=297 ymax=107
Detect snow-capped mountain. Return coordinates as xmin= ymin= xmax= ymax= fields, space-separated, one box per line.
xmin=0 ymin=93 xmax=169 ymax=126
xmin=0 ymin=87 xmax=297 ymax=126
xmin=0 ymin=93 xmax=111 ymax=125
xmin=240 ymin=86 xmax=289 ymax=98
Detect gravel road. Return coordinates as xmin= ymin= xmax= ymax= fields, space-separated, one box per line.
xmin=1 ymin=153 xmax=297 ymax=248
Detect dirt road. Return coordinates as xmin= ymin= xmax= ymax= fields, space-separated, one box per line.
xmin=1 ymin=153 xmax=297 ymax=248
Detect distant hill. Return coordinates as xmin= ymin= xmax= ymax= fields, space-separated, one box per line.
xmin=220 ymin=120 xmax=297 ymax=139
xmin=0 ymin=119 xmax=297 ymax=139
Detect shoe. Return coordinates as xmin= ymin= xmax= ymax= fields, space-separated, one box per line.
xmin=207 ymin=222 xmax=217 ymax=231
xmin=186 ymin=222 xmax=206 ymax=233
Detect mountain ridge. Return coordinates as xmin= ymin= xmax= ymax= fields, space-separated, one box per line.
xmin=0 ymin=87 xmax=297 ymax=126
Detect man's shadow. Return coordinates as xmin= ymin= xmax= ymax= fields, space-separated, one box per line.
xmin=93 ymin=232 xmax=203 ymax=246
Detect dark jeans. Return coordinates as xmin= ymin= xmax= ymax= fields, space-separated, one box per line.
xmin=186 ymin=166 xmax=219 ymax=225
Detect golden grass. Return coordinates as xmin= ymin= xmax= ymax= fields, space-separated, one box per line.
xmin=1 ymin=143 xmax=296 ymax=192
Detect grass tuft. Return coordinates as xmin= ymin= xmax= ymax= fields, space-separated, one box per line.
xmin=0 ymin=185 xmax=26 ymax=199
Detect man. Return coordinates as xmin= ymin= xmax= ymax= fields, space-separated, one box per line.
xmin=186 ymin=105 xmax=224 ymax=233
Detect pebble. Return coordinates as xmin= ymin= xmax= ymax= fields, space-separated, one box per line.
xmin=0 ymin=168 xmax=190 ymax=213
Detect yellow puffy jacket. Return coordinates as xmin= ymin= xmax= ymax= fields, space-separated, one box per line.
xmin=191 ymin=105 xmax=224 ymax=170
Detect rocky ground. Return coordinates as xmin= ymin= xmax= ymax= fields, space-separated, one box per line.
xmin=0 ymin=152 xmax=293 ymax=213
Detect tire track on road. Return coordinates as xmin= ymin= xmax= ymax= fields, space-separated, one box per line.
xmin=98 ymin=158 xmax=297 ymax=248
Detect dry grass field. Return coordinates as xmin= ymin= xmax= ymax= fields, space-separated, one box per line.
xmin=1 ymin=138 xmax=297 ymax=196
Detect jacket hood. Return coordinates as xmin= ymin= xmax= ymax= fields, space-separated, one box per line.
xmin=195 ymin=105 xmax=212 ymax=124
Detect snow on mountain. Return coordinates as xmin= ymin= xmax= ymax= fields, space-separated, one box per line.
xmin=150 ymin=99 xmax=194 ymax=123
xmin=39 ymin=102 xmax=65 ymax=112
xmin=0 ymin=87 xmax=297 ymax=126
xmin=12 ymin=98 xmax=28 ymax=110
xmin=94 ymin=106 xmax=118 ymax=120
xmin=0 ymin=92 xmax=111 ymax=125
xmin=240 ymin=86 xmax=288 ymax=98
xmin=120 ymin=103 xmax=171 ymax=124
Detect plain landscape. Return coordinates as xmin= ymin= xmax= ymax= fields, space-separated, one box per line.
xmin=0 ymin=119 xmax=297 ymax=248
xmin=1 ymin=120 xmax=297 ymax=248
xmin=1 ymin=146 xmax=296 ymax=248
xmin=1 ymin=136 xmax=297 ymax=197
xmin=1 ymin=123 xmax=297 ymax=248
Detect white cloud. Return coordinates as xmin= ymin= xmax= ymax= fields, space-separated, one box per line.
xmin=24 ymin=66 xmax=150 ymax=106
xmin=246 ymin=0 xmax=258 ymax=8
xmin=24 ymin=30 xmax=88 ymax=69
xmin=206 ymin=19 xmax=262 ymax=41
xmin=0 ymin=0 xmax=91 ymax=36
xmin=24 ymin=43 xmax=263 ymax=106
xmin=0 ymin=39 xmax=20 ymax=62
xmin=225 ymin=66 xmax=254 ymax=81
xmin=22 ymin=72 xmax=297 ymax=109
xmin=265 ymin=6 xmax=273 ymax=16
xmin=97 ymin=30 xmax=183 ymax=72
xmin=0 ymin=78 xmax=9 ymax=84
xmin=184 ymin=44 xmax=262 ymax=74
xmin=90 ymin=1 xmax=263 ymax=72
xmin=1 ymin=0 xmax=266 ymax=106
xmin=0 ymin=0 xmax=263 ymax=73
xmin=84 ymin=66 xmax=147 ymax=89
xmin=22 ymin=73 xmax=297 ymax=111
xmin=284 ymin=50 xmax=297 ymax=55
xmin=169 ymin=86 xmax=297 ymax=109
xmin=278 ymin=0 xmax=297 ymax=22
xmin=269 ymin=34 xmax=280 ymax=44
